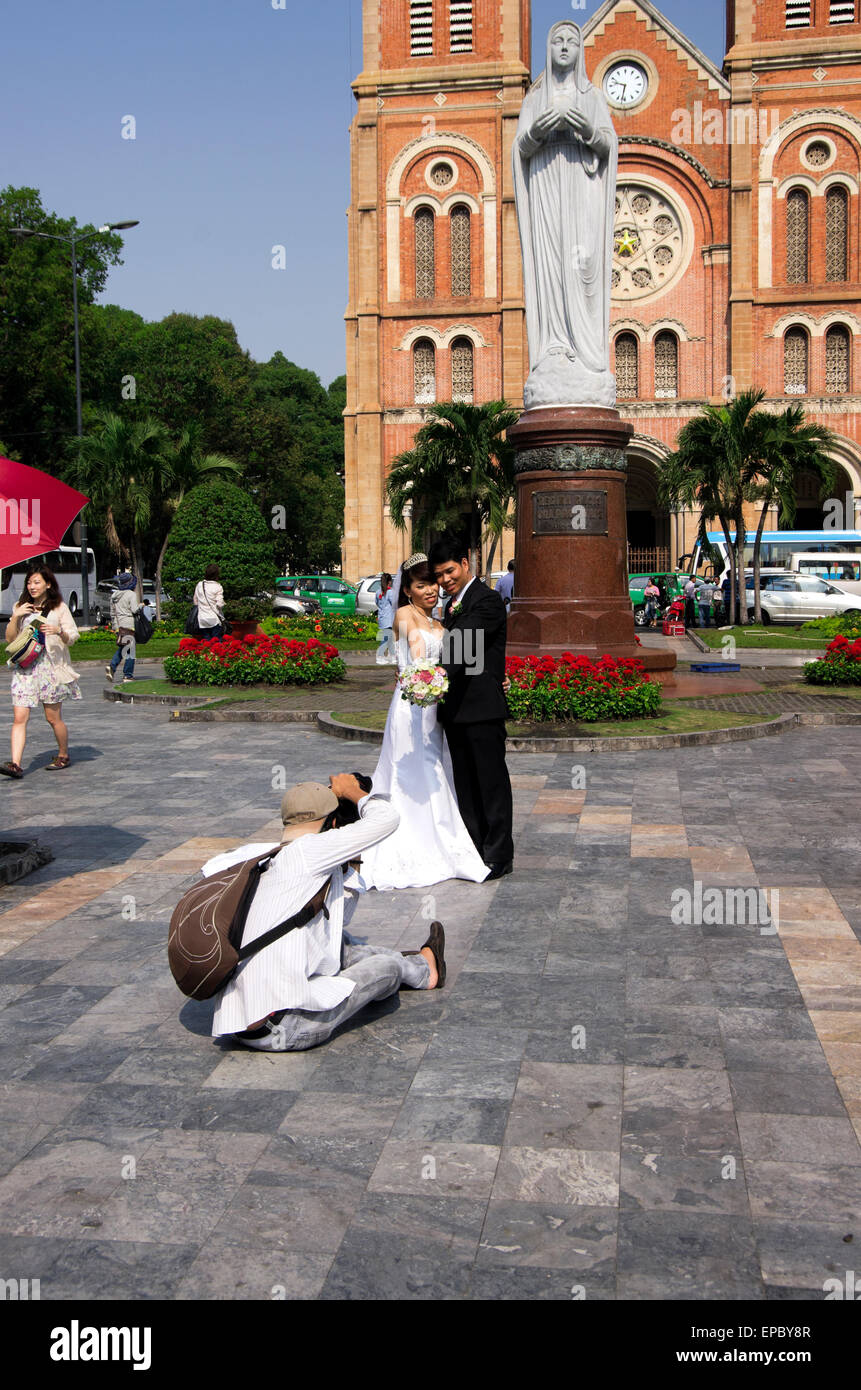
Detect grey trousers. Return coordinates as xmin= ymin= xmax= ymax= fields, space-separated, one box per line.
xmin=236 ymin=942 xmax=431 ymax=1052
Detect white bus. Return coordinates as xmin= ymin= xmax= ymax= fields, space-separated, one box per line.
xmin=681 ymin=530 xmax=861 ymax=583
xmin=0 ymin=547 xmax=99 ymax=622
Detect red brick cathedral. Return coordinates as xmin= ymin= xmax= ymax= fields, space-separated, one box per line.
xmin=344 ymin=0 xmax=861 ymax=579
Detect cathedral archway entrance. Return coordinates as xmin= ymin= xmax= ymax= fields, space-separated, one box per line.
xmin=626 ymin=451 xmax=671 ymax=573
xmin=791 ymin=461 xmax=857 ymax=531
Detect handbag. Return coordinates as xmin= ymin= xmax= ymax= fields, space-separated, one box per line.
xmin=6 ymin=623 xmax=45 ymax=670
xmin=184 ymin=605 xmax=201 ymax=637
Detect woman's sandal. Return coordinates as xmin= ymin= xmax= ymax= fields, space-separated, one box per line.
xmin=0 ymin=762 xmax=23 ymax=779
xmin=45 ymin=755 xmax=71 ymax=771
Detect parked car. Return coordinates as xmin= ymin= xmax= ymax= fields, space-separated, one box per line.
xmin=355 ymin=574 xmax=383 ymax=616
xmin=744 ymin=573 xmax=861 ymax=623
xmin=273 ymin=579 xmax=321 ymax=617
xmin=94 ymin=578 xmax=168 ymax=626
xmin=282 ymin=575 xmax=358 ymax=614
xmin=629 ymin=571 xmax=690 ymax=627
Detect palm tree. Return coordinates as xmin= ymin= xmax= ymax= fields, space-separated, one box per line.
xmin=657 ymin=394 xmax=761 ymax=626
xmin=743 ymin=406 xmax=837 ymax=623
xmin=386 ymin=401 xmax=518 ymax=574
xmin=65 ymin=410 xmax=170 ymax=587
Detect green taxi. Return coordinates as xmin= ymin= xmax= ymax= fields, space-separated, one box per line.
xmin=629 ymin=571 xmax=689 ymax=627
xmin=279 ymin=575 xmax=358 ymax=614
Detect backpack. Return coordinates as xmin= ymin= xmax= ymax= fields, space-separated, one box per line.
xmin=133 ymin=607 xmax=154 ymax=645
xmin=168 ymin=845 xmax=332 ymax=999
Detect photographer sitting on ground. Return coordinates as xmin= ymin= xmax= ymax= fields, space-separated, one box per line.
xmin=201 ymin=774 xmax=445 ymax=1052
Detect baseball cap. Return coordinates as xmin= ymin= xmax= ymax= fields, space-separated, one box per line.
xmin=280 ymin=781 xmax=338 ymax=825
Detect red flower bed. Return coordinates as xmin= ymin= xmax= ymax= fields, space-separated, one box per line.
xmin=504 ymin=651 xmax=661 ymax=722
xmin=803 ymin=634 xmax=861 ymax=686
xmin=164 ymin=632 xmax=346 ymax=686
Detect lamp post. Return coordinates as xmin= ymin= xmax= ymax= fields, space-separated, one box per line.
xmin=10 ymin=220 xmax=139 ymax=625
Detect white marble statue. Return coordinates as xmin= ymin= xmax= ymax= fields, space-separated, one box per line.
xmin=513 ymin=20 xmax=618 ymax=410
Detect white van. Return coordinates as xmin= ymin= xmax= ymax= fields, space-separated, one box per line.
xmin=788 ymin=552 xmax=861 ymax=597
xmin=0 ymin=547 xmax=100 ymax=621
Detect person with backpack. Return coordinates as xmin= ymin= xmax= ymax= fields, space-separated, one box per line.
xmin=193 ymin=564 xmax=225 ymax=640
xmin=106 ymin=571 xmax=139 ymax=685
xmin=186 ymin=774 xmax=446 ymax=1051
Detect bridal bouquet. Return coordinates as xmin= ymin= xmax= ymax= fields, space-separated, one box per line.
xmin=398 ymin=661 xmax=449 ymax=707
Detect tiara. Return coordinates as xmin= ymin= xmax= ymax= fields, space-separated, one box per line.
xmin=404 ymin=552 xmax=428 ymax=569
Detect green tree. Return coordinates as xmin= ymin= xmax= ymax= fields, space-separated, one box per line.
xmin=386 ymin=401 xmax=519 ymax=575
xmin=0 ymin=187 xmax=123 ymax=470
xmin=742 ymin=404 xmax=837 ymax=622
xmin=151 ymin=423 xmax=241 ymax=618
xmin=658 ymin=391 xmax=775 ymax=627
xmin=162 ymin=479 xmax=277 ymax=612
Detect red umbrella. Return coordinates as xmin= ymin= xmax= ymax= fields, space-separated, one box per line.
xmin=0 ymin=458 xmax=89 ymax=571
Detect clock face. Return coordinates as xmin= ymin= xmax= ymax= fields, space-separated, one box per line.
xmin=603 ymin=62 xmax=648 ymax=108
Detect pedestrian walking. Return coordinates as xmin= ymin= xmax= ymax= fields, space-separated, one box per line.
xmin=0 ymin=564 xmax=80 ymax=777
xmin=495 ymin=561 xmax=515 ymax=612
xmin=375 ymin=573 xmax=395 ymax=665
xmin=683 ymin=576 xmax=698 ymax=630
xmin=643 ymin=577 xmax=661 ymax=627
xmin=698 ymin=577 xmax=715 ymax=628
xmin=106 ymin=571 xmax=139 ymax=685
xmin=193 ymin=565 xmax=226 ymax=640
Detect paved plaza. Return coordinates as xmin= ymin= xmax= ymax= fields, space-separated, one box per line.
xmin=0 ymin=666 xmax=859 ymax=1300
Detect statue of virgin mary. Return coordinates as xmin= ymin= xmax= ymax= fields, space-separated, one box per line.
xmin=513 ymin=21 xmax=618 ymax=410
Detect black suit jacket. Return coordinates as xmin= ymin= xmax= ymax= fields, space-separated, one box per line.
xmin=438 ymin=579 xmax=508 ymax=725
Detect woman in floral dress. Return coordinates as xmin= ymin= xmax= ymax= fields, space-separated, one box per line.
xmin=0 ymin=564 xmax=81 ymax=777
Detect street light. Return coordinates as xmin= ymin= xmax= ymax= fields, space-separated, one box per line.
xmin=10 ymin=220 xmax=140 ymax=624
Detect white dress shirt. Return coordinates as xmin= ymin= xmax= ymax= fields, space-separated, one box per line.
xmin=448 ymin=576 xmax=476 ymax=611
xmin=208 ymin=795 xmax=398 ymax=1035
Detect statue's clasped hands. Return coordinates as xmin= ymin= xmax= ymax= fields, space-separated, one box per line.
xmin=529 ymin=105 xmax=594 ymax=146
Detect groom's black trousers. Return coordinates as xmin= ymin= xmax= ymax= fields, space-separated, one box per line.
xmin=444 ymin=720 xmax=514 ymax=867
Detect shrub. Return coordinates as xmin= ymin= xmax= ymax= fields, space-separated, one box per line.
xmin=162 ymin=479 xmax=277 ymax=609
xmin=163 ymin=632 xmax=346 ymax=686
xmin=800 ymin=609 xmax=861 ymax=641
xmin=261 ymin=613 xmax=377 ymax=641
xmin=803 ymin=634 xmax=861 ymax=686
xmin=505 ymin=652 xmax=662 ymax=723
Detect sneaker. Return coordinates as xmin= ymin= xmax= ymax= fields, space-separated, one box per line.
xmin=105 ymin=665 xmax=114 ymax=683
xmin=121 ymin=677 xmax=134 ymax=685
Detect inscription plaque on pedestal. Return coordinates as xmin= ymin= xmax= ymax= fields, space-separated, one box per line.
xmin=532 ymin=489 xmax=608 ymax=536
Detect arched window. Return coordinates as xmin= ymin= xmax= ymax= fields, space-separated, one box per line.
xmin=826 ymin=325 xmax=851 ymax=393
xmin=784 ymin=327 xmax=809 ymax=394
xmin=614 ymin=333 xmax=638 ymax=399
xmin=415 ymin=208 xmax=435 ymax=299
xmin=825 ymin=186 xmax=848 ymax=282
xmin=450 ymin=338 xmax=474 ymax=403
xmin=786 ymin=188 xmax=809 ymax=284
xmin=450 ymin=205 xmax=471 ymax=297
xmin=414 ymin=340 xmax=436 ymax=404
xmin=654 ymin=332 xmax=678 ymax=399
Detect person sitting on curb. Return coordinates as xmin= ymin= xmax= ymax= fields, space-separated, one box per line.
xmin=200 ymin=775 xmax=445 ymax=1052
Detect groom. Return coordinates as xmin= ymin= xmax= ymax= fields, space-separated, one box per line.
xmin=429 ymin=534 xmax=514 ymax=880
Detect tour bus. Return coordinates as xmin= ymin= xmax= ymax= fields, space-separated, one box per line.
xmin=679 ymin=530 xmax=861 ymax=583
xmin=787 ymin=552 xmax=861 ymax=596
xmin=0 ymin=547 xmax=99 ymax=621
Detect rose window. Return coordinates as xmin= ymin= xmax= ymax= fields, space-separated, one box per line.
xmin=430 ymin=162 xmax=454 ymax=187
xmin=613 ymin=184 xmax=685 ymax=301
xmin=805 ymin=141 xmax=830 ymax=167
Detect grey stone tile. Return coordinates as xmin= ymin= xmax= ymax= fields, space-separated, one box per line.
xmin=504 ymin=1061 xmax=622 ymax=1151
xmin=746 ymin=1161 xmax=861 ymax=1224
xmin=729 ymin=1070 xmax=847 ymax=1118
xmin=344 ymin=1189 xmax=487 ymax=1252
xmin=0 ymin=984 xmax=113 ymax=1043
xmin=623 ymin=1029 xmax=726 ymax=1070
xmin=390 ymin=1095 xmax=510 ymax=1145
xmin=616 ymin=1211 xmax=763 ymax=1300
xmin=736 ymin=1113 xmax=861 ymax=1167
xmin=467 ymin=1265 xmax=617 ymax=1299
xmin=754 ymin=1220 xmax=859 ymax=1293
xmin=179 ymin=1088 xmax=300 ymax=1134
xmin=619 ymin=1153 xmax=749 ymax=1215
xmin=277 ymin=1091 xmax=400 ymax=1138
xmin=175 ymin=1238 xmax=332 ymax=1300
xmin=368 ymin=1139 xmax=500 ymax=1199
xmin=0 ymin=1233 xmax=199 ymax=1300
xmin=492 ymin=1146 xmax=618 ymax=1206
xmin=319 ymin=1230 xmax=474 ymax=1300
xmin=527 ymin=1021 xmax=626 ymax=1065
xmin=477 ymin=1200 xmax=617 ymax=1272
xmin=220 ymin=1179 xmax=364 ymax=1255
xmin=17 ymin=1043 xmax=136 ymax=1085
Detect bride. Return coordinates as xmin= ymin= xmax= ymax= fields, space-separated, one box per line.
xmin=359 ymin=553 xmax=490 ymax=891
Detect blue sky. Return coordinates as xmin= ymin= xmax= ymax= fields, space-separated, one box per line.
xmin=2 ymin=1 xmax=726 ymax=387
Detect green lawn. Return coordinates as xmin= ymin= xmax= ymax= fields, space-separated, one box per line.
xmin=693 ymin=625 xmax=827 ymax=651
xmin=332 ymin=705 xmax=768 ymax=738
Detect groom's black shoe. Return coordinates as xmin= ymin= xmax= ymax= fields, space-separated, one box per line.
xmin=484 ymin=860 xmax=513 ymax=881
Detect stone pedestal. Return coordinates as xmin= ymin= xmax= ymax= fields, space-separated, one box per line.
xmin=506 ymin=407 xmax=676 ymax=674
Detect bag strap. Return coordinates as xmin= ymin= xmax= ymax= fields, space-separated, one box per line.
xmin=235 ymin=875 xmax=332 ymax=962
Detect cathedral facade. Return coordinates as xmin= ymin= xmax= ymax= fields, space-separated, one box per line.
xmin=344 ymin=0 xmax=861 ymax=579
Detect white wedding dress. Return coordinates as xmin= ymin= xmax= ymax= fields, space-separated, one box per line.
xmin=360 ymin=629 xmax=490 ymax=891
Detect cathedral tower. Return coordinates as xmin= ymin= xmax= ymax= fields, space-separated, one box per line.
xmin=343 ymin=0 xmax=531 ymax=578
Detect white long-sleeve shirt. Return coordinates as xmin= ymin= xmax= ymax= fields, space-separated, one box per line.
xmin=207 ymin=795 xmax=398 ymax=1034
